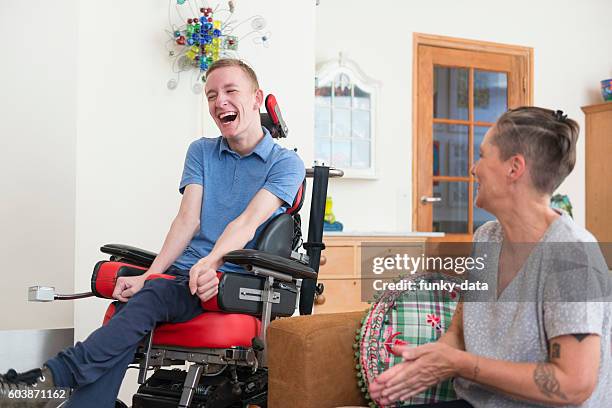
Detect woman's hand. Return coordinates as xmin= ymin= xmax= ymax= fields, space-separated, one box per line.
xmin=369 ymin=342 xmax=461 ymax=405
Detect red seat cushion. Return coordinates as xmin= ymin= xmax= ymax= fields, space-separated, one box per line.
xmin=153 ymin=312 xmax=261 ymax=348
xmin=103 ymin=304 xmax=260 ymax=349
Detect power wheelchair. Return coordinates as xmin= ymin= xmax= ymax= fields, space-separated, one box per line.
xmin=28 ymin=95 xmax=343 ymax=407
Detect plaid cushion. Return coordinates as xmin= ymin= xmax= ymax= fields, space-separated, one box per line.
xmin=356 ymin=274 xmax=460 ymax=407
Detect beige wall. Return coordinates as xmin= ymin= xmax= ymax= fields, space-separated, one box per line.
xmin=0 ymin=0 xmax=76 ymax=330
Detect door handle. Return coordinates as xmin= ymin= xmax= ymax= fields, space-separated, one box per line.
xmin=420 ymin=195 xmax=441 ymax=204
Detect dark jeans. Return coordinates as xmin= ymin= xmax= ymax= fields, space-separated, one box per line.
xmin=45 ymin=268 xmax=203 ymax=407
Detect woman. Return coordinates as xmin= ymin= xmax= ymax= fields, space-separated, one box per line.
xmin=369 ymin=107 xmax=612 ymax=407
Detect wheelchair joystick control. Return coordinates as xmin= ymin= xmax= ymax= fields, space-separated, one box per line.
xmin=28 ymin=286 xmax=56 ymax=302
xmin=28 ymin=286 xmax=93 ymax=302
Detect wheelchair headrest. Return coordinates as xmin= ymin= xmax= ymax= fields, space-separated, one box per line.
xmin=260 ymin=94 xmax=288 ymax=139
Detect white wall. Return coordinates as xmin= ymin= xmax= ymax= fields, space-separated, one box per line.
xmin=0 ymin=0 xmax=76 ymax=330
xmin=72 ymin=0 xmax=315 ymax=402
xmin=316 ymin=0 xmax=612 ymax=232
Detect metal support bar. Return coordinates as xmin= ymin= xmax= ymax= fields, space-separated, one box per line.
xmin=258 ymin=276 xmax=275 ymax=367
xmin=138 ymin=330 xmax=154 ymax=384
xmin=178 ymin=363 xmax=206 ymax=408
xmin=300 ymin=165 xmax=331 ymax=315
xmin=295 ymin=278 xmax=302 ymax=312
xmin=246 ymin=265 xmax=292 ymax=282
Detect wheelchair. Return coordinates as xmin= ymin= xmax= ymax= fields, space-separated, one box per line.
xmin=28 ymin=95 xmax=343 ymax=408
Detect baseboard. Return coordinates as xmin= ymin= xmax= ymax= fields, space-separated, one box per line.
xmin=0 ymin=328 xmax=74 ymax=372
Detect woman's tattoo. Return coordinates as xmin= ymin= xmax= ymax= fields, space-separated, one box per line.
xmin=472 ymin=356 xmax=480 ymax=381
xmin=534 ymin=363 xmax=567 ymax=400
xmin=550 ymin=343 xmax=561 ymax=359
xmin=572 ymin=333 xmax=588 ymax=342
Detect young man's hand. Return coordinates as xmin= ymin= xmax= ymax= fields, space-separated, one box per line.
xmin=112 ymin=275 xmax=147 ymax=302
xmin=189 ymin=257 xmax=221 ymax=302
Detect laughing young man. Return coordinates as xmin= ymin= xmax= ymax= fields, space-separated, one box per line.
xmin=0 ymin=59 xmax=305 ymax=407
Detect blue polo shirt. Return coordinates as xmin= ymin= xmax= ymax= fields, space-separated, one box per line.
xmin=173 ymin=128 xmax=305 ymax=273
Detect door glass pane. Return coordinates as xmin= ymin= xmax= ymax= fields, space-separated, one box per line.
xmin=433 ymin=124 xmax=469 ymax=177
xmin=474 ymin=70 xmax=507 ymax=123
xmin=352 ymin=109 xmax=370 ymax=139
xmin=334 ymin=73 xmax=351 ymax=108
xmin=473 ymin=126 xmax=490 ymax=163
xmin=353 ymin=85 xmax=370 ymax=110
xmin=315 ymin=137 xmax=331 ymax=164
xmin=315 ymin=82 xmax=331 ymax=107
xmin=333 ymin=108 xmax=351 ymax=138
xmin=351 ymin=140 xmax=370 ymax=169
xmin=315 ymin=106 xmax=331 ymax=139
xmin=473 ymin=184 xmax=496 ymax=230
xmin=332 ymin=139 xmax=351 ymax=168
xmin=432 ymin=181 xmax=469 ymax=233
xmin=434 ymin=66 xmax=469 ymax=120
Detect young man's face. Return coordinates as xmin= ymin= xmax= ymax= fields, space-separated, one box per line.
xmin=204 ymin=66 xmax=263 ymax=139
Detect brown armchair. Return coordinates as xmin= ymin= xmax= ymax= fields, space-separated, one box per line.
xmin=267 ymin=311 xmax=369 ymax=408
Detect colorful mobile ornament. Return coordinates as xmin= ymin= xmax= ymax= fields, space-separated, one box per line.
xmin=165 ymin=0 xmax=270 ymax=93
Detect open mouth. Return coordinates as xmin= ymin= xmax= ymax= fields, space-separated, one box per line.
xmin=218 ymin=111 xmax=238 ymax=124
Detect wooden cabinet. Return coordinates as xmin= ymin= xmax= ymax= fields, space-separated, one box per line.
xmin=313 ymin=235 xmax=427 ymax=314
xmin=582 ymin=102 xmax=612 ymax=268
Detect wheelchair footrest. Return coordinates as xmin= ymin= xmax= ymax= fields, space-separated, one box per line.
xmin=132 ymin=368 xmax=267 ymax=408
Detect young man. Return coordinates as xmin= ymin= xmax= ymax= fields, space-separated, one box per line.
xmin=0 ymin=59 xmax=305 ymax=407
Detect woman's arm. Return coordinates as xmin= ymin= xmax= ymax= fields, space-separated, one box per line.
xmin=456 ymin=333 xmax=600 ymax=406
xmin=437 ymin=301 xmax=465 ymax=351
xmin=371 ymin=333 xmax=600 ymax=406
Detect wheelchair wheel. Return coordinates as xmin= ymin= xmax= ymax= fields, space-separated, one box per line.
xmin=115 ymin=399 xmax=128 ymax=408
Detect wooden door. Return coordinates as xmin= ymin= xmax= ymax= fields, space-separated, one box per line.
xmin=413 ymin=34 xmax=532 ymax=241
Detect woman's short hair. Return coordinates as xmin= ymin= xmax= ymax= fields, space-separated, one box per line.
xmin=205 ymin=58 xmax=259 ymax=90
xmin=492 ymin=106 xmax=579 ymax=194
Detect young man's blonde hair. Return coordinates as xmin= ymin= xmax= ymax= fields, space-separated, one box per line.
xmin=205 ymin=59 xmax=260 ymax=90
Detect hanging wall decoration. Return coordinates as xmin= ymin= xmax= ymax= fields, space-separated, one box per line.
xmin=165 ymin=0 xmax=269 ymax=94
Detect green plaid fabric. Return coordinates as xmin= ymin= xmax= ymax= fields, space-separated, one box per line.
xmin=357 ymin=274 xmax=461 ymax=407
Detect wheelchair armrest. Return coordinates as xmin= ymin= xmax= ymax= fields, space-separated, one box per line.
xmin=100 ymin=243 xmax=157 ymax=267
xmin=223 ymin=249 xmax=317 ymax=280
xmin=91 ymin=260 xmax=148 ymax=298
